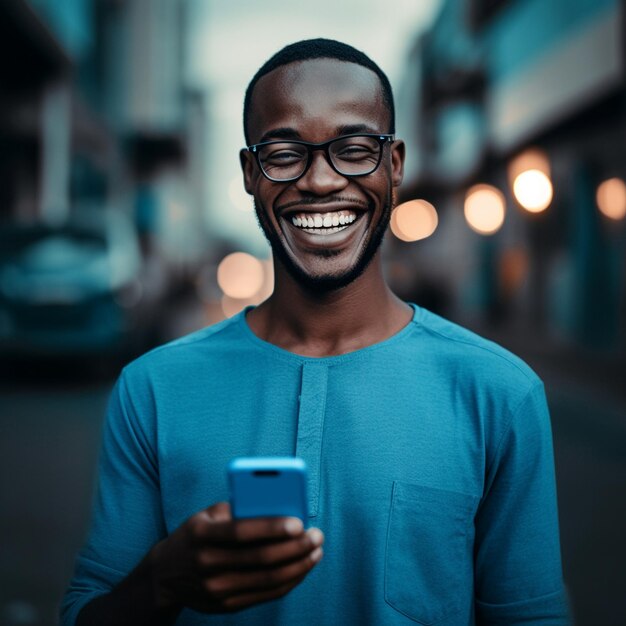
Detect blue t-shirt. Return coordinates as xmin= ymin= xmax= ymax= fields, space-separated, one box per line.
xmin=61 ymin=304 xmax=570 ymax=625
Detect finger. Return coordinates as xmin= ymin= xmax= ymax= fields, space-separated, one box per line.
xmin=186 ymin=504 xmax=232 ymax=543
xmin=204 ymin=546 xmax=323 ymax=599
xmin=198 ymin=528 xmax=324 ymax=572
xmin=206 ymin=501 xmax=231 ymax=522
xmin=220 ymin=573 xmax=308 ymax=612
xmin=192 ymin=515 xmax=305 ymax=546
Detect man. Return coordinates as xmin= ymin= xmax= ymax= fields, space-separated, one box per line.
xmin=62 ymin=39 xmax=570 ymax=625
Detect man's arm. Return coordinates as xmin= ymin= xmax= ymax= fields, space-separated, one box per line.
xmin=473 ymin=381 xmax=571 ymax=624
xmin=61 ymin=373 xmax=323 ymax=626
xmin=74 ymin=546 xmax=180 ymax=626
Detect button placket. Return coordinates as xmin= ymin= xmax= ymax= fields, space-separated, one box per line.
xmin=295 ymin=362 xmax=328 ymax=518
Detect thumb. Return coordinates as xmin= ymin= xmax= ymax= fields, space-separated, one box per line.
xmin=206 ymin=501 xmax=232 ymax=522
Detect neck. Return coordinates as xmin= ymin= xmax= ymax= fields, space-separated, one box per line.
xmin=246 ymin=253 xmax=412 ymax=357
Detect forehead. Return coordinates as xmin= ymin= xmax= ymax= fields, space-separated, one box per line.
xmin=247 ymin=58 xmax=388 ymax=143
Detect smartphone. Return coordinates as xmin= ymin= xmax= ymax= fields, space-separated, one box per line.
xmin=227 ymin=457 xmax=308 ymax=523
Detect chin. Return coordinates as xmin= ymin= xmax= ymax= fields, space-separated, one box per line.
xmin=285 ymin=248 xmax=380 ymax=294
xmin=297 ymin=271 xmax=360 ymax=294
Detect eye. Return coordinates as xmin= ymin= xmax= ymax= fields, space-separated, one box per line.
xmin=332 ymin=138 xmax=379 ymax=161
xmin=338 ymin=145 xmax=375 ymax=157
xmin=260 ymin=145 xmax=306 ymax=166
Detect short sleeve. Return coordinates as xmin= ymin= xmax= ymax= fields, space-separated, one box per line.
xmin=474 ymin=381 xmax=571 ymax=624
xmin=60 ymin=371 xmax=167 ymax=626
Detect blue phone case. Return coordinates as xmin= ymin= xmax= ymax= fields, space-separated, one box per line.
xmin=227 ymin=457 xmax=308 ymax=522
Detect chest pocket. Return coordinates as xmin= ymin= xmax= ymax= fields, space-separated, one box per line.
xmin=384 ymin=481 xmax=478 ymax=624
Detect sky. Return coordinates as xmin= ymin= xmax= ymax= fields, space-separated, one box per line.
xmin=186 ymin=0 xmax=442 ymax=255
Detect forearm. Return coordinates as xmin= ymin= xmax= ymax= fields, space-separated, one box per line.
xmin=75 ymin=547 xmax=182 ymax=626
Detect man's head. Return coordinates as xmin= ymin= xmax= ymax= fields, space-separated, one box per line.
xmin=240 ymin=39 xmax=404 ymax=293
xmin=243 ymin=38 xmax=396 ymax=146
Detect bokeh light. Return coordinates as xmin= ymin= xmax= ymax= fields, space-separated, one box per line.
xmin=256 ymin=258 xmax=275 ymax=301
xmin=168 ymin=200 xmax=186 ymax=221
xmin=228 ymin=176 xmax=253 ymax=212
xmin=596 ymin=177 xmax=626 ymax=220
xmin=217 ymin=252 xmax=264 ymax=299
xmin=512 ymin=169 xmax=553 ymax=213
xmin=464 ymin=184 xmax=506 ymax=235
xmin=390 ymin=199 xmax=438 ymax=242
xmin=499 ymin=248 xmax=529 ymax=296
xmin=221 ymin=294 xmax=256 ymax=318
xmin=508 ymin=148 xmax=550 ymax=182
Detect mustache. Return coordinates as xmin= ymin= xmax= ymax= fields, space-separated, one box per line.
xmin=276 ymin=196 xmax=370 ymax=212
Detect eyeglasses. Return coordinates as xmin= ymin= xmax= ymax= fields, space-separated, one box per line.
xmin=247 ymin=133 xmax=395 ymax=182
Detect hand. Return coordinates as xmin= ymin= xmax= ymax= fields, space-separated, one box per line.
xmin=149 ymin=501 xmax=324 ymax=614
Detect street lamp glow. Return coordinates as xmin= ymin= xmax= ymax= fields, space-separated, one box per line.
xmin=390 ymin=199 xmax=438 ymax=242
xmin=217 ymin=252 xmax=264 ymax=299
xmin=464 ymin=184 xmax=506 ymax=235
xmin=596 ymin=177 xmax=626 ymax=220
xmin=508 ymin=148 xmax=550 ymax=183
xmin=257 ymin=258 xmax=275 ymax=301
xmin=228 ymin=177 xmax=253 ymax=212
xmin=513 ymin=169 xmax=553 ymax=213
xmin=221 ymin=294 xmax=253 ymax=318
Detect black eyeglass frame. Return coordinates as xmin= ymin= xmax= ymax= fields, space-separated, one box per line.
xmin=246 ymin=133 xmax=395 ymax=183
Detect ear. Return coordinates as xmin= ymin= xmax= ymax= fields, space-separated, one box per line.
xmin=240 ymin=149 xmax=256 ymax=194
xmin=390 ymin=140 xmax=405 ymax=188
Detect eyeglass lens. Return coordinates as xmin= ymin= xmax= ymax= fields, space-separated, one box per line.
xmin=258 ymin=135 xmax=383 ymax=180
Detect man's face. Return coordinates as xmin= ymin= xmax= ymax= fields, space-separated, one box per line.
xmin=241 ymin=58 xmax=405 ymax=292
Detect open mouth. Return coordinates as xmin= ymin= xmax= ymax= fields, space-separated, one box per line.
xmin=287 ymin=209 xmax=360 ymax=236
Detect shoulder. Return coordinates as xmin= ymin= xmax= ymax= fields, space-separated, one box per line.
xmin=414 ymin=307 xmax=540 ymax=383
xmin=120 ymin=312 xmax=249 ymax=386
xmin=409 ymin=308 xmax=551 ymax=463
xmin=411 ymin=306 xmax=542 ymax=401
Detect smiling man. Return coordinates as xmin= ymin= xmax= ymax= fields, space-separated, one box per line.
xmin=62 ymin=39 xmax=570 ymax=626
xmin=242 ymin=54 xmax=401 ymax=298
xmin=239 ymin=44 xmax=410 ymax=354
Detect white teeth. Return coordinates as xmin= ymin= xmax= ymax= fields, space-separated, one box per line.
xmin=290 ymin=210 xmax=359 ymax=231
xmin=299 ymin=225 xmax=349 ymax=235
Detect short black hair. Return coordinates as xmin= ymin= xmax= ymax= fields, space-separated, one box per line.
xmin=243 ymin=38 xmax=395 ymax=145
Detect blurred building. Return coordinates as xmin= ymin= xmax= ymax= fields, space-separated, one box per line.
xmin=0 ymin=0 xmax=212 ymax=359
xmin=0 ymin=0 xmax=208 ymax=269
xmin=395 ymin=0 xmax=626 ymax=357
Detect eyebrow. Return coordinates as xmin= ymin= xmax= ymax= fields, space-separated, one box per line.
xmin=257 ymin=123 xmax=384 ymax=145
xmin=258 ymin=128 xmax=302 ymax=143
xmin=336 ymin=123 xmax=381 ymax=135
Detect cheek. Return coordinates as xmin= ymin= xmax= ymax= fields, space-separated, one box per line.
xmin=256 ymin=184 xmax=294 ymax=221
xmin=363 ymin=178 xmax=392 ymax=210
xmin=253 ymin=190 xmax=283 ymax=232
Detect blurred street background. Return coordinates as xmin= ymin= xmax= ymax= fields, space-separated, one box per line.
xmin=1 ymin=0 xmax=625 ymax=625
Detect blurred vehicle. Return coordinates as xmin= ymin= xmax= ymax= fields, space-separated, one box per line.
xmin=0 ymin=209 xmax=165 ymax=367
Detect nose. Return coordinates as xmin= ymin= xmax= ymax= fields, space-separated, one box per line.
xmin=295 ymin=150 xmax=349 ymax=196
